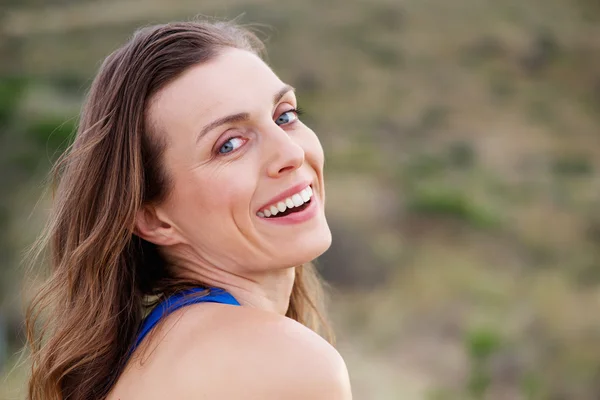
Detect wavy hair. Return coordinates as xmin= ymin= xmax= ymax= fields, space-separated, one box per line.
xmin=25 ymin=19 xmax=332 ymax=400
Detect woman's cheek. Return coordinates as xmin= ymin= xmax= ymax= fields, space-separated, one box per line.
xmin=303 ymin=129 xmax=325 ymax=166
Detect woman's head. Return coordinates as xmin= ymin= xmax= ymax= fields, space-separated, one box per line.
xmin=138 ymin=44 xmax=331 ymax=279
xmin=26 ymin=20 xmax=331 ymax=400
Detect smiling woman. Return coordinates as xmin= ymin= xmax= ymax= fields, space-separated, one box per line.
xmin=25 ymin=19 xmax=351 ymax=400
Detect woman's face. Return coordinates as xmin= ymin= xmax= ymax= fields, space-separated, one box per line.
xmin=146 ymin=48 xmax=331 ymax=274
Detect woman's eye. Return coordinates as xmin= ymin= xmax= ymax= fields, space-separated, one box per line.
xmin=275 ymin=110 xmax=298 ymax=126
xmin=219 ymin=137 xmax=245 ymax=154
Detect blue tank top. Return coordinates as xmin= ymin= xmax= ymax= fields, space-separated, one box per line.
xmin=132 ymin=287 xmax=240 ymax=351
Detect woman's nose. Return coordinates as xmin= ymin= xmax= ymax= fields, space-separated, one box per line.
xmin=264 ymin=128 xmax=305 ymax=178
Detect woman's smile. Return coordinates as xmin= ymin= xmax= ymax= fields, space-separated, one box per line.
xmin=256 ymin=183 xmax=319 ymax=225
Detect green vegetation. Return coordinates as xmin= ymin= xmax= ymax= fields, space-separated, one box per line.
xmin=27 ymin=115 xmax=76 ymax=154
xmin=407 ymin=187 xmax=501 ymax=229
xmin=465 ymin=328 xmax=503 ymax=397
xmin=0 ymin=77 xmax=27 ymax=126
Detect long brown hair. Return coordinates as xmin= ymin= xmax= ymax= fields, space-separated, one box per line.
xmin=25 ymin=19 xmax=331 ymax=400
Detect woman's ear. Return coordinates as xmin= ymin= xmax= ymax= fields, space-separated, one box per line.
xmin=134 ymin=205 xmax=182 ymax=246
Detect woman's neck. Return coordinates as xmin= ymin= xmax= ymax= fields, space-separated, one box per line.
xmin=219 ymin=268 xmax=296 ymax=315
xmin=165 ymin=247 xmax=296 ymax=315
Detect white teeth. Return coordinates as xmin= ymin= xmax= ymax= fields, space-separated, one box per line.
xmin=258 ymin=185 xmax=314 ymax=218
xmin=292 ymin=194 xmax=303 ymax=207
xmin=300 ymin=189 xmax=310 ymax=202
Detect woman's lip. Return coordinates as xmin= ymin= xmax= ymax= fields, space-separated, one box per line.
xmin=257 ymin=181 xmax=312 ymax=213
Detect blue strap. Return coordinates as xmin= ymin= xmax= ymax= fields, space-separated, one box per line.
xmin=132 ymin=287 xmax=240 ymax=352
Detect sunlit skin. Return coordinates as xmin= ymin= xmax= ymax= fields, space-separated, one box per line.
xmin=112 ymin=48 xmax=351 ymax=399
xmin=136 ymin=48 xmax=332 ymax=315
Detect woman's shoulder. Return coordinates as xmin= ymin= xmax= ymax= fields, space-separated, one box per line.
xmin=179 ymin=304 xmax=352 ymax=399
xmin=111 ymin=303 xmax=351 ymax=400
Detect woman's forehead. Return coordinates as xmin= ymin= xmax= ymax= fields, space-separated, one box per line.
xmin=150 ymin=48 xmax=285 ymax=126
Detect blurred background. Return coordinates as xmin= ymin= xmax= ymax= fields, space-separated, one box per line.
xmin=1 ymin=0 xmax=600 ymax=398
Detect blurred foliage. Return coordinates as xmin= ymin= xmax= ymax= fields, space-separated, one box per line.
xmin=465 ymin=328 xmax=503 ymax=397
xmin=407 ymin=187 xmax=501 ymax=229
xmin=27 ymin=115 xmax=75 ymax=153
xmin=0 ymin=77 xmax=27 ymax=126
xmin=1 ymin=0 xmax=600 ymax=399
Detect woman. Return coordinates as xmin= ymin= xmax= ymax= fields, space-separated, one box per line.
xmin=26 ymin=19 xmax=352 ymax=400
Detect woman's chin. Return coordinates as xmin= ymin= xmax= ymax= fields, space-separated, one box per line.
xmin=281 ymin=224 xmax=332 ymax=267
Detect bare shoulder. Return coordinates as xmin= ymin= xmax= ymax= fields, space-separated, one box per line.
xmin=109 ymin=303 xmax=352 ymax=400
xmin=175 ymin=304 xmax=352 ymax=399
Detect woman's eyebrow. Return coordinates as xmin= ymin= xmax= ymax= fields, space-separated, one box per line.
xmin=196 ymin=112 xmax=250 ymax=143
xmin=273 ymin=84 xmax=295 ymax=105
xmin=195 ymin=84 xmax=296 ymax=144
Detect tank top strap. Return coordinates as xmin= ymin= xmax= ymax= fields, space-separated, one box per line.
xmin=132 ymin=287 xmax=240 ymax=352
